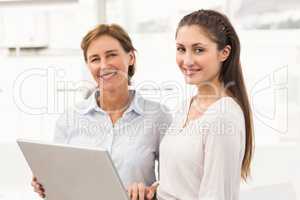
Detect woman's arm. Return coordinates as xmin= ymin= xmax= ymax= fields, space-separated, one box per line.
xmin=198 ymin=112 xmax=245 ymax=200
xmin=53 ymin=109 xmax=72 ymax=143
xmin=154 ymin=105 xmax=173 ymax=161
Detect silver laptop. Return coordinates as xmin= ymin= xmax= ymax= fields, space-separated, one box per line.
xmin=17 ymin=139 xmax=129 ymax=200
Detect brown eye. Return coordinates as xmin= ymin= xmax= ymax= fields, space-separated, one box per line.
xmin=194 ymin=48 xmax=204 ymax=54
xmin=107 ymin=53 xmax=117 ymax=58
xmin=176 ymin=47 xmax=185 ymax=53
xmin=90 ymin=58 xmax=100 ymax=63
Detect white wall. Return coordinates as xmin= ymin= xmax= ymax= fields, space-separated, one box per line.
xmin=0 ymin=0 xmax=105 ymax=50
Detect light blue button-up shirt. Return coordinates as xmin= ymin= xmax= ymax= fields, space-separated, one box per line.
xmin=53 ymin=89 xmax=172 ymax=187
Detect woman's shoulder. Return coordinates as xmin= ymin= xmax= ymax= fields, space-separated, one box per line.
xmin=220 ymin=97 xmax=244 ymax=119
xmin=142 ymin=98 xmax=169 ymax=113
xmin=55 ymin=96 xmax=94 ymax=127
xmin=134 ymin=91 xmax=170 ymax=115
xmin=207 ymin=96 xmax=245 ymax=129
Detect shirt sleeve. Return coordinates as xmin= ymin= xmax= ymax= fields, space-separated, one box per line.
xmin=198 ymin=112 xmax=245 ymax=200
xmin=53 ymin=110 xmax=71 ymax=144
xmin=155 ymin=105 xmax=173 ymax=160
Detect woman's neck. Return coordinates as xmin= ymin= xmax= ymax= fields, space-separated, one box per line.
xmin=195 ymin=79 xmax=227 ymax=103
xmin=97 ymin=85 xmax=131 ymax=114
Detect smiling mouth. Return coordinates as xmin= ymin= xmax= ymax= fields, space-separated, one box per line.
xmin=184 ymin=69 xmax=202 ymax=76
xmin=99 ymin=70 xmax=118 ymax=80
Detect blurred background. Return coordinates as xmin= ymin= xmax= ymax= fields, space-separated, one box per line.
xmin=0 ymin=0 xmax=299 ymax=199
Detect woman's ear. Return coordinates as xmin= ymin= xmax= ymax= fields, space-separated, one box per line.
xmin=219 ymin=45 xmax=231 ymax=62
xmin=128 ymin=51 xmax=135 ymax=66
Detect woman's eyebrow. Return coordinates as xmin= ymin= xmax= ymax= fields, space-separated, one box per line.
xmin=176 ymin=42 xmax=206 ymax=47
xmin=105 ymin=49 xmax=118 ymax=54
xmin=88 ymin=54 xmax=98 ymax=60
xmin=192 ymin=42 xmax=206 ymax=47
xmin=87 ymin=49 xmax=118 ymax=60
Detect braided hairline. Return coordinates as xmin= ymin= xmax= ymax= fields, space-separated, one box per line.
xmin=197 ymin=9 xmax=231 ymax=34
xmin=177 ymin=9 xmax=232 ymax=48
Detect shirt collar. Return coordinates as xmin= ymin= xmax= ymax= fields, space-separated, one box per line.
xmin=75 ymin=89 xmax=146 ymax=116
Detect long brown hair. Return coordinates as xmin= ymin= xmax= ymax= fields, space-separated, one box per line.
xmin=176 ymin=9 xmax=254 ymax=181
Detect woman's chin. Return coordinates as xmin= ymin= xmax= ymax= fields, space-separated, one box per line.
xmin=184 ymin=74 xmax=209 ymax=85
xmin=184 ymin=77 xmax=201 ymax=85
xmin=97 ymin=79 xmax=128 ymax=91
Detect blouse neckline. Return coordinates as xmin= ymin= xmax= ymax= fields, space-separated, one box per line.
xmin=179 ymin=96 xmax=234 ymax=131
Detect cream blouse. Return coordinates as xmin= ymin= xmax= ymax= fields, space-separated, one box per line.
xmin=157 ymin=97 xmax=246 ymax=200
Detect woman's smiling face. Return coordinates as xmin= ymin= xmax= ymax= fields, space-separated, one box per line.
xmin=176 ymin=25 xmax=229 ymax=85
xmin=86 ymin=34 xmax=135 ymax=90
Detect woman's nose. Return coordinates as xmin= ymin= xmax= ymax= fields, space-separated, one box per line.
xmin=99 ymin=59 xmax=109 ymax=70
xmin=183 ymin=53 xmax=194 ymax=67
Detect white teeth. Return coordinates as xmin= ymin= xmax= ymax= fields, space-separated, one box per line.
xmin=185 ymin=69 xmax=201 ymax=76
xmin=101 ymin=71 xmax=116 ymax=77
xmin=99 ymin=71 xmax=117 ymax=79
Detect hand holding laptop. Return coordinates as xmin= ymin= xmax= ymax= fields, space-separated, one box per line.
xmin=31 ymin=177 xmax=45 ymax=198
xmin=127 ymin=182 xmax=158 ymax=200
xmin=31 ymin=177 xmax=158 ymax=200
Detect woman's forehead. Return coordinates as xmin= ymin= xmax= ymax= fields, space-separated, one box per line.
xmin=87 ymin=35 xmax=123 ymax=54
xmin=176 ymin=25 xmax=215 ymax=47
